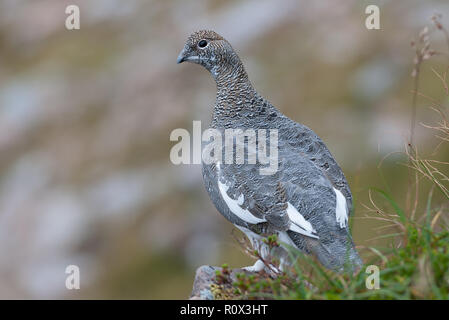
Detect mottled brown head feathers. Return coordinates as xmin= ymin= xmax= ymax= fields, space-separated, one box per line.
xmin=178 ymin=30 xmax=255 ymax=117
xmin=177 ymin=30 xmax=237 ymax=72
xmin=177 ymin=30 xmax=249 ymax=86
xmin=186 ymin=30 xmax=225 ymax=45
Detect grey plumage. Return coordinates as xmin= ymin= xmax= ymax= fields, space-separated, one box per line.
xmin=177 ymin=30 xmax=362 ymax=271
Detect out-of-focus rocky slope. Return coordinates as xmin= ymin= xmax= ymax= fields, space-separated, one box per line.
xmin=0 ymin=0 xmax=448 ymax=298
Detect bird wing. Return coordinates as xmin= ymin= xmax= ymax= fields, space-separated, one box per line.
xmin=285 ymin=122 xmax=353 ymax=214
xmin=214 ymin=161 xmax=320 ymax=239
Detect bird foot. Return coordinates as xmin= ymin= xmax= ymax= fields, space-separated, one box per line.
xmin=242 ymin=259 xmax=265 ymax=272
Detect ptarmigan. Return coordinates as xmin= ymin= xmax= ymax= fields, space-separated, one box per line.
xmin=177 ymin=30 xmax=362 ymax=272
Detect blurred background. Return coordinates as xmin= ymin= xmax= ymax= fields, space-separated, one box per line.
xmin=0 ymin=0 xmax=448 ymax=299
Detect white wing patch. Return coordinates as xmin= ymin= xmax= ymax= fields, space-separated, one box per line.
xmin=286 ymin=202 xmax=319 ymax=239
xmin=277 ymin=231 xmax=297 ymax=248
xmin=218 ymin=180 xmax=266 ymax=224
xmin=215 ymin=162 xmax=320 ymax=239
xmin=216 ymin=162 xmax=266 ymax=224
xmin=237 ymin=194 xmax=244 ymax=206
xmin=334 ymin=188 xmax=348 ymax=228
xmin=216 ymin=162 xmax=265 ymax=224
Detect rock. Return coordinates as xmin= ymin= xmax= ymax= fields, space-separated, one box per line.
xmin=189 ymin=265 xmax=252 ymax=300
xmin=189 ymin=265 xmax=219 ymax=300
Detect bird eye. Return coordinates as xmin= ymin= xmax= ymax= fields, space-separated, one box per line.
xmin=198 ymin=40 xmax=208 ymax=48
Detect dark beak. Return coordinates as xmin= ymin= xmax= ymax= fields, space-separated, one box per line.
xmin=177 ymin=48 xmax=187 ymax=64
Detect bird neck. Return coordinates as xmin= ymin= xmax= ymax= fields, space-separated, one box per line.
xmin=212 ymin=60 xmax=258 ymax=116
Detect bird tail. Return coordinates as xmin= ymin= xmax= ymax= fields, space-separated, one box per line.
xmin=311 ymin=236 xmax=362 ymax=273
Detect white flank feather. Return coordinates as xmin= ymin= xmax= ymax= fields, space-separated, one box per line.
xmin=216 ymin=162 xmax=265 ymax=224
xmin=218 ymin=180 xmax=266 ymax=224
xmin=286 ymin=202 xmax=319 ymax=239
xmin=237 ymin=194 xmax=244 ymax=206
xmin=334 ymin=188 xmax=348 ymax=228
xmin=277 ymin=231 xmax=297 ymax=248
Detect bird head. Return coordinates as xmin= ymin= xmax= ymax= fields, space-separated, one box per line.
xmin=177 ymin=30 xmax=244 ymax=79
